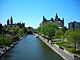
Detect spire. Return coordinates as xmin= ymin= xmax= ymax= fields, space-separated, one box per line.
xmin=62 ymin=18 xmax=64 ymax=26
xmin=43 ymin=16 xmax=47 ymax=21
xmin=55 ymin=13 xmax=58 ymax=18
xmin=62 ymin=18 xmax=64 ymax=21
xmin=43 ymin=16 xmax=45 ymax=19
xmin=10 ymin=16 xmax=13 ymax=25
xmin=7 ymin=19 xmax=9 ymax=25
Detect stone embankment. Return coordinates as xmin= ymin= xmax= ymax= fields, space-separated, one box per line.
xmin=35 ymin=34 xmax=74 ymax=60
xmin=0 ymin=35 xmax=25 ymax=57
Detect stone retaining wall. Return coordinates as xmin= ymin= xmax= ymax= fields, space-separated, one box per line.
xmin=37 ymin=34 xmax=74 ymax=60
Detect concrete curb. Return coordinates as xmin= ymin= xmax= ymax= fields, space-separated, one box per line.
xmin=37 ymin=34 xmax=74 ymax=60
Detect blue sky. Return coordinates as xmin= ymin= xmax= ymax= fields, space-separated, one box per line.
xmin=0 ymin=0 xmax=80 ymax=28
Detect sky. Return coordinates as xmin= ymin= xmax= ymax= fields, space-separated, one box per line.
xmin=0 ymin=0 xmax=80 ymax=28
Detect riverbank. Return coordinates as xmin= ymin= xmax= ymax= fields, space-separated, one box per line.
xmin=35 ymin=34 xmax=74 ymax=60
xmin=0 ymin=34 xmax=26 ymax=57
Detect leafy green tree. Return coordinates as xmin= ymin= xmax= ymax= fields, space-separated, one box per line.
xmin=61 ymin=26 xmax=68 ymax=33
xmin=65 ymin=30 xmax=80 ymax=51
xmin=37 ymin=23 xmax=59 ymax=38
xmin=55 ymin=29 xmax=64 ymax=38
xmin=0 ymin=24 xmax=27 ymax=46
xmin=0 ymin=35 xmax=12 ymax=46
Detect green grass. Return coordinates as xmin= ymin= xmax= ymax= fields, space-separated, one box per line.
xmin=56 ymin=41 xmax=80 ymax=55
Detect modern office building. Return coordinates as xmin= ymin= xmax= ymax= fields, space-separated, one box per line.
xmin=68 ymin=21 xmax=80 ymax=29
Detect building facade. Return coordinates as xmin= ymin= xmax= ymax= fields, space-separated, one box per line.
xmin=41 ymin=13 xmax=64 ymax=27
xmin=68 ymin=21 xmax=80 ymax=29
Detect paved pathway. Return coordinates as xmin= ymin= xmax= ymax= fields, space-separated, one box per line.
xmin=38 ymin=35 xmax=74 ymax=60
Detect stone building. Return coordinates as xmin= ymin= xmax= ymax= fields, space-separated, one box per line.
xmin=41 ymin=13 xmax=64 ymax=27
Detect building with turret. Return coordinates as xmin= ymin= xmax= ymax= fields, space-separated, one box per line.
xmin=41 ymin=13 xmax=64 ymax=27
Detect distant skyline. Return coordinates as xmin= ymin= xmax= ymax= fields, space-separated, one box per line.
xmin=0 ymin=0 xmax=80 ymax=28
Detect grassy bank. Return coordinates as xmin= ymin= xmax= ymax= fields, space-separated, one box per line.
xmin=0 ymin=25 xmax=27 ymax=48
xmin=56 ymin=41 xmax=80 ymax=55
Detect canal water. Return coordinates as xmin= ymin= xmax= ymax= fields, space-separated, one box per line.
xmin=0 ymin=35 xmax=63 ymax=60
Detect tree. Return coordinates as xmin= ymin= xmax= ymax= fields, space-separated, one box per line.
xmin=55 ymin=29 xmax=64 ymax=38
xmin=0 ymin=35 xmax=12 ymax=46
xmin=37 ymin=23 xmax=59 ymax=38
xmin=65 ymin=30 xmax=80 ymax=51
xmin=61 ymin=26 xmax=68 ymax=33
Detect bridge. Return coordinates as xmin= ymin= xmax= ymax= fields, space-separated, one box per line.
xmin=27 ymin=27 xmax=34 ymax=34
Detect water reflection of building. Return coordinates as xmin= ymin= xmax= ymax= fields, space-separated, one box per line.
xmin=40 ymin=13 xmax=64 ymax=27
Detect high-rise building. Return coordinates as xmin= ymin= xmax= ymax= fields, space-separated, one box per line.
xmin=68 ymin=21 xmax=80 ymax=29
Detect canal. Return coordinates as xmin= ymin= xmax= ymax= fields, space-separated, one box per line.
xmin=0 ymin=35 xmax=63 ymax=60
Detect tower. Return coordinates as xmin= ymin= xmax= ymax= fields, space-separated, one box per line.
xmin=55 ymin=13 xmax=58 ymax=19
xmin=10 ymin=16 xmax=13 ymax=25
xmin=7 ymin=19 xmax=9 ymax=25
xmin=43 ymin=16 xmax=47 ymax=21
xmin=62 ymin=18 xmax=64 ymax=26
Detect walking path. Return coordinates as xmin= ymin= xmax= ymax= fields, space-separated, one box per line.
xmin=38 ymin=34 xmax=74 ymax=60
